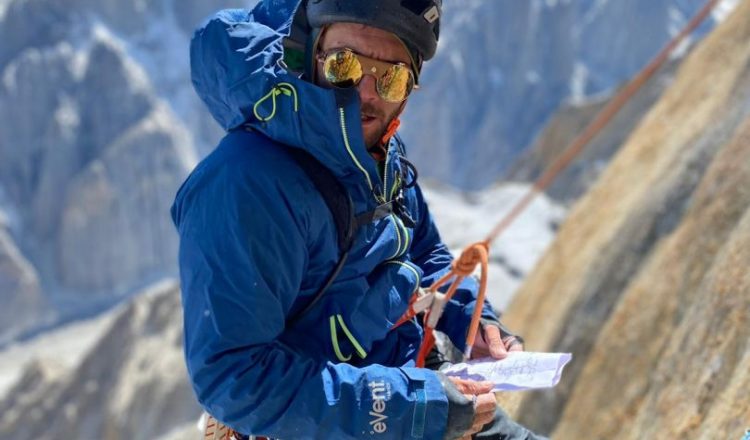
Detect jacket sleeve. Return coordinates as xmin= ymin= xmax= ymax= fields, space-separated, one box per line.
xmin=172 ymin=154 xmax=448 ymax=439
xmin=409 ymin=183 xmax=499 ymax=352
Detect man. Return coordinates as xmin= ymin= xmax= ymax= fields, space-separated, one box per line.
xmin=173 ymin=0 xmax=544 ymax=438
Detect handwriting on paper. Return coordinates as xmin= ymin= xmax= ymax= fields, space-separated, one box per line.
xmin=443 ymin=352 xmax=573 ymax=391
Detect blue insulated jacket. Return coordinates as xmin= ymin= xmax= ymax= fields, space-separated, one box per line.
xmin=172 ymin=1 xmax=499 ymax=438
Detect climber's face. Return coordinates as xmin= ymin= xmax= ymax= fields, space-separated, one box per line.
xmin=315 ymin=23 xmax=415 ymax=148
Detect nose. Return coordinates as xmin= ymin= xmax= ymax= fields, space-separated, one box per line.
xmin=357 ymin=74 xmax=380 ymax=104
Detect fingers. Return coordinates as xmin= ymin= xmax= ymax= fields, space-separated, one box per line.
xmin=448 ymin=377 xmax=493 ymax=395
xmin=461 ymin=392 xmax=497 ymax=438
xmin=503 ymin=335 xmax=524 ymax=352
xmin=471 ymin=411 xmax=494 ymax=432
xmin=483 ymin=325 xmax=508 ymax=359
xmin=470 ymin=343 xmax=490 ymax=359
xmin=473 ymin=414 xmax=495 ymax=432
xmin=473 ymin=392 xmax=497 ymax=416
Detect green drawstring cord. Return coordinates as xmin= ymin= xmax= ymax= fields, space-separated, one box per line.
xmin=252 ymin=82 xmax=299 ymax=122
xmin=330 ymin=315 xmax=351 ymax=362
xmin=330 ymin=314 xmax=368 ymax=362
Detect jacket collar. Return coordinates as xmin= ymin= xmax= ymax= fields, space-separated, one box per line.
xmin=190 ymin=3 xmax=382 ymax=194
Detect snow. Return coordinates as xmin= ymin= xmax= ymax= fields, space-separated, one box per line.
xmin=670 ymin=35 xmax=694 ymax=60
xmin=117 ymin=3 xmax=200 ymax=136
xmin=526 ymin=70 xmax=541 ymax=85
xmin=423 ymin=182 xmax=566 ymax=311
xmin=0 ymin=185 xmax=19 ymax=231
xmin=665 ymin=6 xmax=696 ymax=60
xmin=53 ymin=94 xmax=81 ymax=138
xmin=0 ymin=308 xmax=117 ymax=399
xmin=0 ymin=0 xmax=11 ymax=20
xmin=580 ymin=0 xmax=611 ymax=29
xmin=89 ymin=22 xmax=153 ymax=93
xmin=155 ymin=422 xmax=200 ymax=440
xmin=667 ymin=6 xmax=687 ymax=38
xmin=1 ymin=51 xmax=20 ymax=91
xmin=449 ymin=52 xmax=465 ymax=74
xmin=712 ymin=0 xmax=741 ymax=22
xmin=570 ymin=62 xmax=589 ymax=105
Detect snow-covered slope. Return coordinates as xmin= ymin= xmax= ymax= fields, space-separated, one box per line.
xmin=0 ymin=305 xmax=116 ymax=397
xmin=422 ymin=182 xmax=565 ymax=311
xmin=0 ymin=222 xmax=50 ymax=344
xmin=0 ymin=280 xmax=199 ymax=440
xmin=0 ymin=0 xmax=247 ymax=341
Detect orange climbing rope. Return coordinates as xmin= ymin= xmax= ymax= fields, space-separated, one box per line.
xmin=396 ymin=0 xmax=723 ymax=367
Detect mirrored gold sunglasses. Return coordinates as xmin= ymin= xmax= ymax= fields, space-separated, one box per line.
xmin=317 ymin=48 xmax=417 ymax=103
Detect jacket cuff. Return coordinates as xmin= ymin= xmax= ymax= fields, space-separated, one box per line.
xmin=434 ymin=371 xmax=474 ymax=440
xmin=399 ymin=367 xmax=450 ymax=440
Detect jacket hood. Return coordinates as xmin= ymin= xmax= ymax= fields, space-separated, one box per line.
xmin=190 ymin=1 xmax=382 ymax=193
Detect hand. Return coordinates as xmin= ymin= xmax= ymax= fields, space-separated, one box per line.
xmin=447 ymin=378 xmax=497 ymax=439
xmin=471 ymin=323 xmax=524 ymax=360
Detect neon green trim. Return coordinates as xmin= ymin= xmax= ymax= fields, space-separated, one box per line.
xmin=387 ymin=214 xmax=403 ymax=260
xmin=398 ymin=214 xmax=411 ymax=251
xmin=338 ymin=108 xmax=375 ymax=193
xmin=253 ymin=83 xmax=299 ymax=122
xmin=277 ymin=82 xmax=299 ymax=112
xmin=336 ymin=315 xmax=367 ymax=359
xmin=253 ymin=88 xmax=278 ymax=122
xmin=385 ymin=260 xmax=422 ymax=288
xmin=383 ymin=151 xmax=391 ymax=201
xmin=330 ymin=315 xmax=351 ymax=362
xmin=390 ymin=174 xmax=401 ymax=201
xmin=389 ymin=214 xmax=411 ymax=258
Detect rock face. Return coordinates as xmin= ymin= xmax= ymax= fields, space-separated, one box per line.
xmin=0 ymin=281 xmax=201 ymax=440
xmin=0 ymin=225 xmax=47 ymax=340
xmin=0 ymin=0 xmax=211 ymax=316
xmin=507 ymin=60 xmax=679 ymax=204
xmin=0 ymin=0 xmax=733 ymax=338
xmin=402 ymin=0 xmax=717 ymax=190
xmin=502 ymin=3 xmax=750 ymax=437
xmin=0 ymin=34 xmax=194 ymax=297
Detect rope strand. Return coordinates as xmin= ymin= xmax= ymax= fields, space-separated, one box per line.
xmin=397 ymin=0 xmax=722 ymax=368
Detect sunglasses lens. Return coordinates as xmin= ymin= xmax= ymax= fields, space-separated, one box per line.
xmin=324 ymin=50 xmax=363 ymax=88
xmin=377 ymin=64 xmax=414 ymax=103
